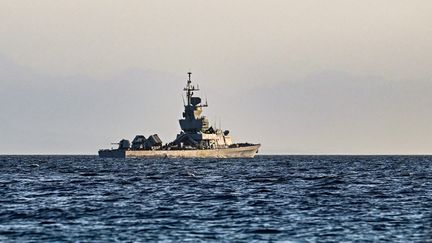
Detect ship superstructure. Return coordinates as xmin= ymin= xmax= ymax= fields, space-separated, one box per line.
xmin=172 ymin=72 xmax=232 ymax=150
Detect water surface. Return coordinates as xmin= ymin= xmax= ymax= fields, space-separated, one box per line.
xmin=0 ymin=155 xmax=431 ymax=242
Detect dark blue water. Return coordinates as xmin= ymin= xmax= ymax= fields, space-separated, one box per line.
xmin=0 ymin=155 xmax=431 ymax=242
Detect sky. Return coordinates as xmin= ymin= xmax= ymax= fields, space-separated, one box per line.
xmin=0 ymin=0 xmax=431 ymax=154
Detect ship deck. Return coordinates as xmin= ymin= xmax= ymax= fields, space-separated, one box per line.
xmin=99 ymin=144 xmax=260 ymax=159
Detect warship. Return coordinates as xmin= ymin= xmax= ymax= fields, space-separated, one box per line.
xmin=98 ymin=72 xmax=260 ymax=158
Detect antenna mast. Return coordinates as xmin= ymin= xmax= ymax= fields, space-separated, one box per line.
xmin=185 ymin=72 xmax=192 ymax=106
xmin=184 ymin=72 xmax=201 ymax=106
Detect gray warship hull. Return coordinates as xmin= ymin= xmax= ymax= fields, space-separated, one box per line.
xmin=99 ymin=144 xmax=260 ymax=159
xmin=98 ymin=72 xmax=261 ymax=159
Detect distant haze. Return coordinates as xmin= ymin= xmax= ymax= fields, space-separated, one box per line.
xmin=0 ymin=1 xmax=431 ymax=154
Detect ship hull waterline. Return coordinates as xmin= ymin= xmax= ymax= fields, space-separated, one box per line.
xmin=99 ymin=144 xmax=260 ymax=159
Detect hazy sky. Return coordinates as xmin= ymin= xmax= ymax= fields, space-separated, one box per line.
xmin=1 ymin=1 xmax=431 ymax=154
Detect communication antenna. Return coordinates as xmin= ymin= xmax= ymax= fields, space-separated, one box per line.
xmin=203 ymin=90 xmax=208 ymax=107
xmin=181 ymin=95 xmax=185 ymax=106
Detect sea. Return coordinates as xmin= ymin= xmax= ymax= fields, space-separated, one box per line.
xmin=0 ymin=155 xmax=431 ymax=242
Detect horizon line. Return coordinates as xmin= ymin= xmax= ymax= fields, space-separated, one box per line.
xmin=1 ymin=153 xmax=431 ymax=156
